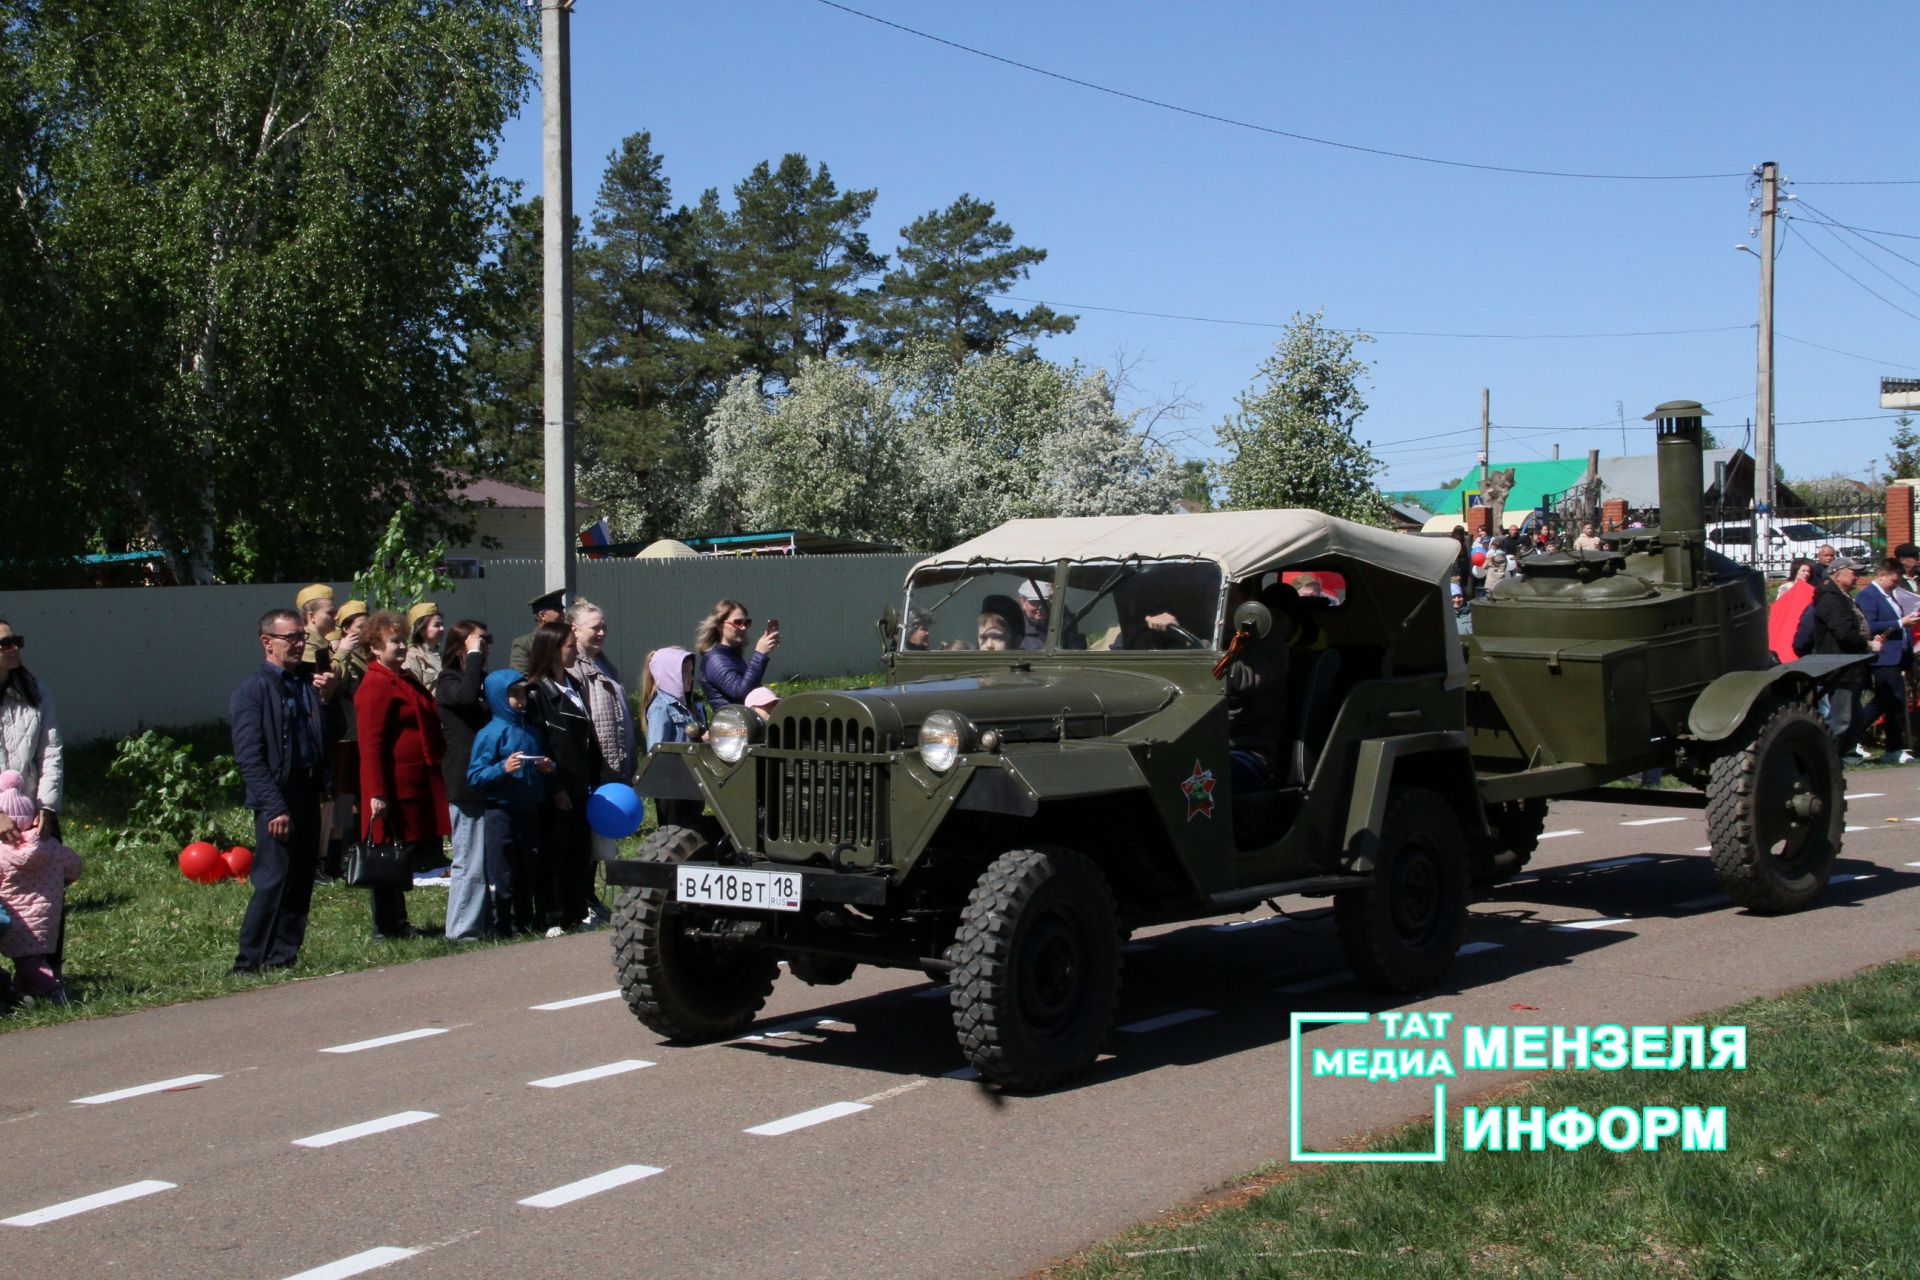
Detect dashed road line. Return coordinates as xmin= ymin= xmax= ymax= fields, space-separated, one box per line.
xmin=745 ymin=1101 xmax=871 ymax=1136
xmin=1844 ymin=825 xmax=1868 ymax=833
xmin=281 ymin=1247 xmax=422 ymax=1280
xmin=1456 ymin=941 xmax=1504 ymax=956
xmin=71 ymin=1074 xmax=221 ymax=1105
xmin=1620 ymin=816 xmax=1686 ymax=827
xmin=2 ymin=1180 xmax=175 ymax=1227
xmin=528 ymin=1060 xmax=655 ymax=1089
xmin=1279 ymin=973 xmax=1352 ymax=995
xmin=518 ymin=1164 xmax=664 ymax=1209
xmin=1906 ymin=860 xmax=1920 ymax=867
xmin=1845 ymin=792 xmax=1884 ymax=800
xmin=1538 ymin=829 xmax=1583 ymax=840
xmin=1694 ymin=845 xmax=1712 ymax=852
xmin=1210 ymin=916 xmax=1287 ymax=933
xmin=1549 ymin=917 xmax=1633 ymax=932
xmin=293 ymin=1110 xmax=438 ymax=1149
xmin=320 ymin=1028 xmax=448 ymax=1054
xmin=530 ymin=990 xmax=622 ymax=1011
xmin=1118 ymin=1008 xmax=1215 ymax=1034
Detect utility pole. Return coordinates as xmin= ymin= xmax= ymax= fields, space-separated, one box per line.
xmin=1753 ymin=160 xmax=1779 ymax=570
xmin=1477 ymin=388 xmax=1490 ymax=530
xmin=541 ymin=0 xmax=577 ymax=599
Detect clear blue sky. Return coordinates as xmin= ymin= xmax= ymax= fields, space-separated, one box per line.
xmin=492 ymin=1 xmax=1920 ymax=494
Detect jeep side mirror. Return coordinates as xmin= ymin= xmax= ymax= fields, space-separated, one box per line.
xmin=877 ymin=606 xmax=899 ymax=665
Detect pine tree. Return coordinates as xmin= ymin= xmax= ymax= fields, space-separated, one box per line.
xmin=863 ymin=195 xmax=1074 ymax=364
xmin=1886 ymin=412 xmax=1920 ymax=483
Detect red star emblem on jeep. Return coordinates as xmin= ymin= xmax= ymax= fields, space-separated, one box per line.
xmin=1180 ymin=759 xmax=1216 ymax=821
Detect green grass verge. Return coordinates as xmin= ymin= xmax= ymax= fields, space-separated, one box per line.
xmin=1055 ymin=957 xmax=1920 ymax=1278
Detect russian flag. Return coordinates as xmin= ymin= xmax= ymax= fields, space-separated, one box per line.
xmin=578 ymin=518 xmax=612 ymax=558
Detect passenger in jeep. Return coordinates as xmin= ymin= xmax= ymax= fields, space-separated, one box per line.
xmin=1222 ymin=602 xmax=1293 ymax=794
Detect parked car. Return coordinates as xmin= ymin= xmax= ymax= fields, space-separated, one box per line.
xmin=1704 ymin=519 xmax=1870 ymax=571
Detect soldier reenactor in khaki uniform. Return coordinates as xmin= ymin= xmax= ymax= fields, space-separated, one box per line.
xmin=511 ymin=589 xmax=569 ymax=675
xmin=320 ymin=599 xmax=370 ymax=882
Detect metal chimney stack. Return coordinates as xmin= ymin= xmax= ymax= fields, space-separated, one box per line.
xmin=1646 ymin=400 xmax=1709 ymax=589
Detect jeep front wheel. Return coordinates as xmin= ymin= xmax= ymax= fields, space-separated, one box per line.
xmin=1335 ymin=788 xmax=1469 ymax=992
xmin=950 ymin=847 xmax=1121 ymax=1091
xmin=610 ymin=824 xmax=778 ymax=1041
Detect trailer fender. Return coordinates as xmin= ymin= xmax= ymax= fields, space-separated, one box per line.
xmin=1688 ymin=656 xmax=1871 ymax=743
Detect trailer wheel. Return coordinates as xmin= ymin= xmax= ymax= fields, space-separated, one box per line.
xmin=1474 ymin=797 xmax=1548 ymax=885
xmin=1705 ymin=700 xmax=1842 ymax=913
xmin=1336 ymin=788 xmax=1469 ymax=992
xmin=610 ymin=825 xmax=778 ymax=1041
xmin=950 ymin=847 xmax=1120 ymax=1091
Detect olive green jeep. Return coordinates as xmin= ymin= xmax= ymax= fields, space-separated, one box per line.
xmin=606 ymin=511 xmax=1491 ymax=1089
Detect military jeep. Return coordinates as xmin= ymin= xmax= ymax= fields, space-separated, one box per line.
xmin=606 ymin=512 xmax=1490 ymax=1089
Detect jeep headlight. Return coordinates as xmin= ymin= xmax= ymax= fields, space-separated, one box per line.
xmin=710 ymin=706 xmax=753 ymax=764
xmin=918 ymin=710 xmax=969 ymax=773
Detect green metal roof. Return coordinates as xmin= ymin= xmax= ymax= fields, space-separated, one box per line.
xmin=1386 ymin=458 xmax=1592 ymax=520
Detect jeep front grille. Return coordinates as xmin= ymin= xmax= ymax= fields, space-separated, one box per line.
xmin=761 ymin=715 xmax=888 ymax=853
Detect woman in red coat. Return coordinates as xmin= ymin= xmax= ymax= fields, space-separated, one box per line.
xmin=355 ymin=610 xmax=451 ymax=939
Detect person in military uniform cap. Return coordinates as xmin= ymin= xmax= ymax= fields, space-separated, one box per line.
xmin=403 ymin=601 xmax=444 ymax=689
xmin=295 ymin=585 xmax=340 ymax=698
xmin=510 ymin=589 xmax=568 ymax=675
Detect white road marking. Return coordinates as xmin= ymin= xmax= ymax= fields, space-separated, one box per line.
xmin=1620 ymin=816 xmax=1687 ymax=827
xmin=293 ymin=1110 xmax=437 ymax=1148
xmin=1538 ymin=829 xmax=1583 ymax=840
xmin=530 ymin=990 xmax=622 ymax=1011
xmin=1906 ymin=860 xmax=1920 ymax=867
xmin=1830 ymin=873 xmax=1878 ymax=884
xmin=912 ymin=985 xmax=951 ymax=1000
xmin=1580 ymin=855 xmax=1658 ymax=871
xmin=1549 ymin=917 xmax=1633 ymax=932
xmin=320 ymin=1028 xmax=447 ymax=1054
xmin=1844 ymin=825 xmax=1868 ymax=833
xmin=738 ymin=1016 xmax=852 ymax=1041
xmin=1694 ymin=845 xmax=1713 ymax=852
xmin=281 ymin=1247 xmax=422 ymax=1280
xmin=1677 ymin=893 xmax=1731 ymax=910
xmin=528 ymin=1060 xmax=655 ymax=1089
xmin=2 ymin=1180 xmax=175 ymax=1227
xmin=518 ymin=1165 xmax=663 ymax=1209
xmin=745 ymin=1101 xmax=871 ymax=1136
xmin=1456 ymin=941 xmax=1504 ymax=956
xmin=1118 ymin=1008 xmax=1215 ymax=1034
xmin=1845 ymin=792 xmax=1884 ymax=800
xmin=1279 ymin=973 xmax=1352 ymax=994
xmin=71 ymin=1074 xmax=221 ymax=1105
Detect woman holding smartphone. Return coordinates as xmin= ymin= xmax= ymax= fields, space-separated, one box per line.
xmin=694 ymin=599 xmax=779 ymax=711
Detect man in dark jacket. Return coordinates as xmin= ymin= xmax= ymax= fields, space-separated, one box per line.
xmin=230 ymin=608 xmax=329 ymax=974
xmin=1795 ymin=558 xmax=1874 ymax=758
xmin=1857 ymin=558 xmax=1918 ymax=765
xmin=1224 ymin=602 xmax=1292 ymax=795
xmin=509 ymin=589 xmax=568 ymax=676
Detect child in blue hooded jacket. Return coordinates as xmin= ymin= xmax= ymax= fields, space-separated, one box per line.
xmin=468 ymin=670 xmax=554 ymax=935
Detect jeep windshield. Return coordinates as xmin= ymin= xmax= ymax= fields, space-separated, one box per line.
xmin=900 ymin=559 xmax=1225 ymax=652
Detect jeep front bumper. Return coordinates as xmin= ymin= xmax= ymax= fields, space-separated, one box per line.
xmin=602 ymin=858 xmax=891 ymax=907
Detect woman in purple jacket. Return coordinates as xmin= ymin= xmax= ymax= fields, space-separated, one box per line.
xmin=694 ymin=598 xmax=780 ymax=710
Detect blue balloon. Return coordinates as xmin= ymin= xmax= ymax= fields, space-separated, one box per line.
xmin=586 ymin=782 xmax=647 ymax=840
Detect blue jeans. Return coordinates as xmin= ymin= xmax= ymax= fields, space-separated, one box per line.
xmin=445 ymin=801 xmax=489 ymax=941
xmin=484 ymin=806 xmax=541 ymax=935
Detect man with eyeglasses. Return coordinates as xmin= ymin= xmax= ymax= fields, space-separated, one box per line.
xmin=228 ymin=608 xmax=330 ymax=974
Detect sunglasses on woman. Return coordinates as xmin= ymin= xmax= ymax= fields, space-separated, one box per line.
xmin=0 ymin=635 xmax=27 ymax=651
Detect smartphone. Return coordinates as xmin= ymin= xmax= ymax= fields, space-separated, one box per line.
xmin=767 ymin=618 xmax=780 ymax=631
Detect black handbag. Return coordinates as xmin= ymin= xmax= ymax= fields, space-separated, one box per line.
xmin=345 ymin=812 xmax=413 ymax=890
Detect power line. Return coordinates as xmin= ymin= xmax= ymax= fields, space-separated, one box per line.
xmin=1789 ymin=216 xmax=1920 ymax=303
xmin=989 ymin=292 xmax=1747 ymax=340
xmin=1776 ymin=330 xmax=1920 ymax=372
xmin=1791 ymin=201 xmax=1920 ymax=274
xmin=811 ymin=0 xmax=1746 ymax=182
xmin=1784 ymin=220 xmax=1920 ymax=324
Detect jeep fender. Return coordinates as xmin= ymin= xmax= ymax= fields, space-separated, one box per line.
xmin=1341 ymin=732 xmax=1485 ymax=874
xmin=1686 ymin=655 xmax=1871 ymax=743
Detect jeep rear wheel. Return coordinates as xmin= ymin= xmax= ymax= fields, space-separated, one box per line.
xmin=1705 ymin=700 xmax=1842 ymax=913
xmin=611 ymin=824 xmax=778 ymax=1041
xmin=950 ymin=847 xmax=1120 ymax=1091
xmin=1335 ymin=788 xmax=1469 ymax=992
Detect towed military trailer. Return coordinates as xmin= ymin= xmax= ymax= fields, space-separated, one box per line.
xmin=605 ymin=399 xmax=1859 ymax=1090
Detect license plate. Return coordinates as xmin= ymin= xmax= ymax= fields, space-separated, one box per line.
xmin=676 ymin=866 xmax=803 ymax=912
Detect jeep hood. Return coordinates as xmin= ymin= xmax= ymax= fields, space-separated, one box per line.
xmin=774 ymin=670 xmax=1179 ymax=745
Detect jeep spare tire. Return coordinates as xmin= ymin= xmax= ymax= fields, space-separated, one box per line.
xmin=950 ymin=847 xmax=1121 ymax=1091
xmin=1335 ymin=787 xmax=1469 ymax=992
xmin=611 ymin=824 xmax=778 ymax=1041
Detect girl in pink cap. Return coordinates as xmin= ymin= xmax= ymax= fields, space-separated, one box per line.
xmin=0 ymin=769 xmax=82 ymax=1007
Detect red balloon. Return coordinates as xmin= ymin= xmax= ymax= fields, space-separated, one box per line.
xmin=1471 ymin=548 xmax=1488 ymax=567
xmin=179 ymin=841 xmax=225 ymax=885
xmin=223 ymin=845 xmax=254 ymax=880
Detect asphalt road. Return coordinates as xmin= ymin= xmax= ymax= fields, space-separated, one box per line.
xmin=4 ymin=777 xmax=1919 ymax=1280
